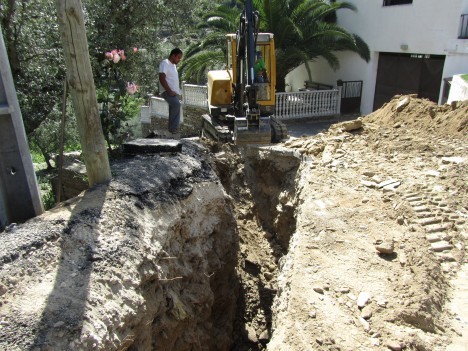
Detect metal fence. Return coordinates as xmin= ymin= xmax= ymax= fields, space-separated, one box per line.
xmin=141 ymin=83 xmax=341 ymax=122
xmin=182 ymin=83 xmax=209 ymax=108
xmin=275 ymin=89 xmax=341 ymax=119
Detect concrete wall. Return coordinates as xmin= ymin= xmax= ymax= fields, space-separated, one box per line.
xmin=286 ymin=0 xmax=468 ymax=115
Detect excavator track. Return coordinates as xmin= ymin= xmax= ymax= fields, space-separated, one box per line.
xmin=201 ymin=114 xmax=288 ymax=145
xmin=202 ymin=114 xmax=233 ymax=143
xmin=270 ymin=117 xmax=288 ymax=142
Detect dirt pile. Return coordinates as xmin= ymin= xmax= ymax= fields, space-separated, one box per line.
xmin=268 ymin=95 xmax=467 ymax=350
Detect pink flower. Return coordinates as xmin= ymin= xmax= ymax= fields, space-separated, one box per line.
xmin=133 ymin=47 xmax=138 ymax=53
xmin=126 ymin=82 xmax=138 ymax=95
xmin=118 ymin=50 xmax=126 ymax=61
xmin=111 ymin=50 xmax=120 ymax=63
xmin=105 ymin=51 xmax=113 ymax=60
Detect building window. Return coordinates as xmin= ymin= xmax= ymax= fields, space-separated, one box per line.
xmin=460 ymin=14 xmax=468 ymax=39
xmin=383 ymin=0 xmax=412 ymax=6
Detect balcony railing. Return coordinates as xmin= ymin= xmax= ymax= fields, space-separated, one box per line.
xmin=460 ymin=14 xmax=468 ymax=39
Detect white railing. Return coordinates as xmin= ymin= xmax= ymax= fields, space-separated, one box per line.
xmin=150 ymin=96 xmax=169 ymax=118
xmin=275 ymin=89 xmax=341 ymax=119
xmin=140 ymin=83 xmax=341 ymax=122
xmin=182 ymin=83 xmax=208 ymax=108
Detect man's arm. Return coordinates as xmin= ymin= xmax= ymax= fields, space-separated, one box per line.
xmin=159 ymin=73 xmax=177 ymax=96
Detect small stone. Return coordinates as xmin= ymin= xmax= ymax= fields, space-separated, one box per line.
xmin=387 ymin=340 xmax=403 ymax=350
xmin=357 ymin=292 xmax=371 ymax=308
xmin=361 ymin=180 xmax=377 ymax=188
xmin=338 ymin=119 xmax=363 ymax=132
xmin=313 ymin=286 xmax=324 ymax=294
xmin=358 ymin=317 xmax=370 ymax=331
xmin=396 ymin=96 xmax=410 ymax=112
xmin=258 ymin=329 xmax=269 ymax=341
xmin=309 ymin=310 xmax=317 ymax=318
xmin=375 ymin=240 xmax=394 ymax=255
xmin=347 ymin=293 xmax=357 ymax=301
xmin=361 ymin=305 xmax=373 ymax=320
xmin=370 ymin=337 xmax=380 ymax=346
xmin=264 ymin=272 xmax=274 ymax=281
xmin=246 ymin=325 xmax=258 ymax=343
xmin=399 ymin=252 xmax=407 ymax=266
xmin=336 ymin=286 xmax=350 ymax=294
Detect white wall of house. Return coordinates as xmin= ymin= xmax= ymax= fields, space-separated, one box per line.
xmin=286 ymin=0 xmax=468 ymax=115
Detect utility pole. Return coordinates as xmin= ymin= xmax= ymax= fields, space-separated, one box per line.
xmin=55 ymin=0 xmax=111 ymax=186
xmin=0 ymin=28 xmax=44 ymax=231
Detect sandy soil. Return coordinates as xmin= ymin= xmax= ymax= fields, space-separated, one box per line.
xmin=266 ymin=96 xmax=467 ymax=350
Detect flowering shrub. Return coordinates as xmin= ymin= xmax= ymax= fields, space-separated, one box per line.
xmin=97 ymin=48 xmax=142 ymax=150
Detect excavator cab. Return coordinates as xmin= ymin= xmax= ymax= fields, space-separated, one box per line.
xmin=226 ymin=33 xmax=276 ymax=115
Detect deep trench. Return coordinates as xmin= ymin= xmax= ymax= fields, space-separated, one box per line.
xmin=210 ymin=145 xmax=301 ymax=350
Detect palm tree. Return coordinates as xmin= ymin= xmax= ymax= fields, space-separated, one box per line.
xmin=254 ymin=0 xmax=370 ymax=91
xmin=182 ymin=0 xmax=370 ymax=91
xmin=179 ymin=4 xmax=241 ymax=83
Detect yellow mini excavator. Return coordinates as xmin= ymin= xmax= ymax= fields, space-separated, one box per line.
xmin=201 ymin=0 xmax=288 ymax=145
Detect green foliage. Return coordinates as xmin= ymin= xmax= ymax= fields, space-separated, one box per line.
xmin=29 ymin=99 xmax=80 ymax=169
xmin=179 ymin=4 xmax=241 ymax=83
xmin=1 ymin=0 xmax=66 ymax=135
xmin=36 ymin=171 xmax=56 ymax=210
xmin=1 ymin=0 xmax=220 ymax=164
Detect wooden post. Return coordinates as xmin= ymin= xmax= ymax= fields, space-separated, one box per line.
xmin=55 ymin=0 xmax=111 ymax=186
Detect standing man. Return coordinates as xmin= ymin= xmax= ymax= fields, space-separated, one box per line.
xmin=159 ymin=48 xmax=183 ymax=136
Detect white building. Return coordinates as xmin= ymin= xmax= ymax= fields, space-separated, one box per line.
xmin=286 ymin=0 xmax=468 ymax=115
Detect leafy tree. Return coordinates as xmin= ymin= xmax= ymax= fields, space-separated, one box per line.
xmin=179 ymin=4 xmax=241 ymax=83
xmin=29 ymin=101 xmax=80 ymax=170
xmin=1 ymin=0 xmax=65 ymax=135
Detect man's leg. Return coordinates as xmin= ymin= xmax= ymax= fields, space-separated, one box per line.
xmin=162 ymin=92 xmax=181 ymax=133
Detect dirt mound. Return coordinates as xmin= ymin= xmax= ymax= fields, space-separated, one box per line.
xmin=271 ymin=96 xmax=467 ymax=351
xmin=365 ymin=95 xmax=467 ymax=136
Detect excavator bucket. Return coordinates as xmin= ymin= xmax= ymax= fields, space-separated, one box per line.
xmin=234 ymin=116 xmax=271 ymax=145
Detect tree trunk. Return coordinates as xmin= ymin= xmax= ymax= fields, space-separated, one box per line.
xmin=55 ymin=0 xmax=111 ymax=186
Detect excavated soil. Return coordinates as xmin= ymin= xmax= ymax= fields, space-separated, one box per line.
xmin=0 ymin=95 xmax=467 ymax=351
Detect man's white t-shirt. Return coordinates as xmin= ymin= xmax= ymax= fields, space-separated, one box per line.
xmin=159 ymin=59 xmax=180 ymax=95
